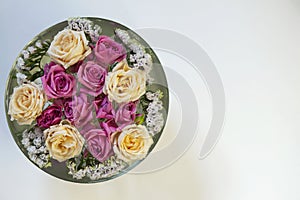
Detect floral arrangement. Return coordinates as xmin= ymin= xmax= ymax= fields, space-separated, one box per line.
xmin=7 ymin=18 xmax=166 ymax=181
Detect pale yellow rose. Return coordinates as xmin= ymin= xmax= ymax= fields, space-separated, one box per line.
xmin=111 ymin=124 xmax=153 ymax=163
xmin=104 ymin=60 xmax=146 ymax=103
xmin=112 ymin=59 xmax=132 ymax=72
xmin=47 ymin=29 xmax=91 ymax=68
xmin=8 ymin=82 xmax=46 ymax=125
xmin=44 ymin=120 xmax=84 ymax=162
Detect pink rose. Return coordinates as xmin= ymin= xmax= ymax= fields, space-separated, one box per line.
xmin=78 ymin=61 xmax=107 ymax=96
xmin=42 ymin=62 xmax=76 ymax=99
xmin=94 ymin=36 xmax=126 ymax=66
xmin=81 ymin=124 xmax=113 ymax=162
xmin=64 ymin=93 xmax=93 ymax=128
xmin=114 ymin=102 xmax=137 ymax=127
xmin=37 ymin=105 xmax=62 ymax=128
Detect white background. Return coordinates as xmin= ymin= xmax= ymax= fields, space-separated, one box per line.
xmin=1 ymin=0 xmax=300 ymax=199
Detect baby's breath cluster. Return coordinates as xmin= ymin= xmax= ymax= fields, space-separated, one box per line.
xmin=67 ymin=17 xmax=102 ymax=42
xmin=146 ymin=91 xmax=165 ymax=135
xmin=67 ymin=156 xmax=128 ymax=180
xmin=21 ymin=127 xmax=51 ymax=168
xmin=115 ymin=28 xmax=153 ymax=82
xmin=16 ymin=72 xmax=28 ymax=85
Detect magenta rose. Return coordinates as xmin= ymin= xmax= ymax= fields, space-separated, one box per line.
xmin=36 ymin=105 xmax=62 ymax=128
xmin=114 ymin=102 xmax=137 ymax=127
xmin=100 ymin=118 xmax=119 ymax=135
xmin=94 ymin=36 xmax=126 ymax=66
xmin=81 ymin=124 xmax=113 ymax=162
xmin=42 ymin=62 xmax=76 ymax=99
xmin=78 ymin=61 xmax=107 ymax=96
xmin=64 ymin=93 xmax=93 ymax=128
xmin=93 ymin=95 xmax=113 ymax=119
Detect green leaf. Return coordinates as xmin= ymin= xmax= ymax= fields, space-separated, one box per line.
xmin=135 ymin=114 xmax=145 ymax=125
xmin=108 ymin=62 xmax=118 ymax=72
xmin=28 ymin=70 xmax=44 ymax=82
xmin=98 ymin=118 xmax=106 ymax=123
xmin=44 ymin=162 xmax=52 ymax=168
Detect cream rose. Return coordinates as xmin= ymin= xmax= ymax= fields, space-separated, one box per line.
xmin=44 ymin=120 xmax=84 ymax=162
xmin=111 ymin=124 xmax=153 ymax=162
xmin=104 ymin=60 xmax=146 ymax=103
xmin=8 ymin=82 xmax=46 ymax=125
xmin=47 ymin=29 xmax=91 ymax=68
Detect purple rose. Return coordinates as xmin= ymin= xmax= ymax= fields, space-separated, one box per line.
xmin=64 ymin=93 xmax=93 ymax=128
xmin=81 ymin=124 xmax=113 ymax=162
xmin=100 ymin=118 xmax=119 ymax=135
xmin=37 ymin=105 xmax=62 ymax=128
xmin=78 ymin=61 xmax=107 ymax=96
xmin=42 ymin=63 xmax=76 ymax=99
xmin=93 ymin=95 xmax=113 ymax=119
xmin=94 ymin=36 xmax=126 ymax=66
xmin=114 ymin=102 xmax=137 ymax=127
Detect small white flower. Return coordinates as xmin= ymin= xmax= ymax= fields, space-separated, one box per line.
xmin=33 ymin=137 xmax=42 ymax=147
xmin=36 ymin=158 xmax=44 ymax=168
xmin=146 ymin=92 xmax=155 ymax=100
xmin=136 ymin=58 xmax=146 ymax=67
xmin=17 ymin=57 xmax=25 ymax=67
xmin=21 ymin=138 xmax=30 ymax=148
xmin=22 ymin=129 xmax=29 ymax=137
xmin=35 ymin=40 xmax=42 ymax=48
xmin=39 ymin=154 xmax=47 ymax=160
xmin=27 ymin=46 xmax=36 ymax=53
xmin=28 ymin=132 xmax=36 ymax=140
xmin=29 ymin=154 xmax=37 ymax=162
xmin=22 ymin=50 xmax=30 ymax=59
xmin=72 ymin=23 xmax=79 ymax=30
xmin=27 ymin=145 xmax=37 ymax=154
xmin=135 ymin=49 xmax=144 ymax=58
xmin=16 ymin=72 xmax=27 ymax=85
xmin=73 ymin=169 xmax=86 ymax=180
xmin=129 ymin=54 xmax=136 ymax=63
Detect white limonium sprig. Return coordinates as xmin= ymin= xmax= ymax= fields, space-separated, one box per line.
xmin=115 ymin=28 xmax=153 ymax=82
xmin=146 ymin=90 xmax=165 ymax=136
xmin=67 ymin=156 xmax=128 ymax=180
xmin=16 ymin=57 xmax=30 ymax=71
xmin=67 ymin=17 xmax=102 ymax=42
xmin=21 ymin=127 xmax=51 ymax=168
xmin=114 ymin=28 xmax=130 ymax=44
xmin=16 ymin=72 xmax=28 ymax=85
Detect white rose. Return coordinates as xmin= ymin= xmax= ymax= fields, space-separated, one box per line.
xmin=44 ymin=120 xmax=84 ymax=162
xmin=47 ymin=29 xmax=91 ymax=68
xmin=111 ymin=124 xmax=153 ymax=163
xmin=104 ymin=60 xmax=146 ymax=103
xmin=8 ymin=82 xmax=46 ymax=125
